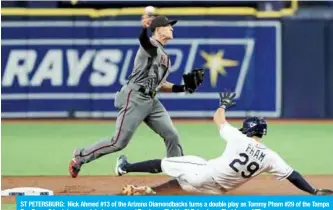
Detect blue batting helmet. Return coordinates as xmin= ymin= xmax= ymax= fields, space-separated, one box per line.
xmin=239 ymin=117 xmax=267 ymax=138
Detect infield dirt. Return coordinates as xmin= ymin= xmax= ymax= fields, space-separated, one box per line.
xmin=2 ymin=175 xmax=333 ymax=203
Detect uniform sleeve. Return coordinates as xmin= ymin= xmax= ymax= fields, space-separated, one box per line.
xmin=219 ymin=122 xmax=245 ymax=143
xmin=267 ymin=152 xmax=294 ymax=181
xmin=138 ymin=28 xmax=157 ymax=57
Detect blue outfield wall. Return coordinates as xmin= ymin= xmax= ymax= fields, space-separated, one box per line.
xmin=281 ymin=19 xmax=333 ymax=118
xmin=1 ymin=16 xmax=333 ymax=118
xmin=327 ymin=21 xmax=333 ymax=118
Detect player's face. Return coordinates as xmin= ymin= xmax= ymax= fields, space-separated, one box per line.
xmin=160 ymin=24 xmax=174 ymax=40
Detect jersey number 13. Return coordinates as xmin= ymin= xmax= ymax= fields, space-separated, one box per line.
xmin=229 ymin=153 xmax=260 ymax=178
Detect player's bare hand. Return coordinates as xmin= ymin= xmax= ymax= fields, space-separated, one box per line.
xmin=141 ymin=14 xmax=153 ymax=28
xmin=219 ymin=92 xmax=236 ymax=110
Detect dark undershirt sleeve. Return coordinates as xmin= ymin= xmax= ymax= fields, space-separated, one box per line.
xmin=287 ymin=170 xmax=316 ymax=194
xmin=138 ymin=28 xmax=157 ymax=57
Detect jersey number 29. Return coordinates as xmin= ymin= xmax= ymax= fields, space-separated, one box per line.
xmin=229 ymin=153 xmax=259 ymax=178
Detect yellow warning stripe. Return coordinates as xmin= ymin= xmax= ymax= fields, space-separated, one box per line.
xmin=1 ymin=0 xmax=298 ymax=18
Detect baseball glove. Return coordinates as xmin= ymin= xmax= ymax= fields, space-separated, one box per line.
xmin=183 ymin=68 xmax=205 ymax=93
xmin=122 ymin=185 xmax=156 ymax=195
xmin=314 ymin=189 xmax=333 ymax=195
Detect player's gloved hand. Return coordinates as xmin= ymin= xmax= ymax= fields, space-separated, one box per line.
xmin=219 ymin=92 xmax=236 ymax=110
xmin=183 ymin=68 xmax=205 ymax=94
xmin=314 ymin=189 xmax=333 ymax=195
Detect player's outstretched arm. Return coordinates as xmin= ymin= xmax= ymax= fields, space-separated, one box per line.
xmin=213 ymin=107 xmax=227 ymax=129
xmin=269 ymin=153 xmax=333 ymax=195
xmin=287 ymin=171 xmax=333 ymax=195
xmin=286 ymin=170 xmax=316 ymax=194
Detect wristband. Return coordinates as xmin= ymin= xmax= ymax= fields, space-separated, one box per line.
xmin=219 ymin=105 xmax=226 ymax=110
xmin=220 ymin=105 xmax=226 ymax=109
xmin=172 ymin=85 xmax=185 ymax=93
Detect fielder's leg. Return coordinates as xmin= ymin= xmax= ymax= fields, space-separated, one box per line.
xmin=69 ymin=88 xmax=153 ymax=178
xmin=144 ymin=99 xmax=184 ymax=157
xmin=114 ymin=99 xmax=183 ymax=175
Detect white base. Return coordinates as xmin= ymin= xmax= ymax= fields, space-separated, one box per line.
xmin=1 ymin=187 xmax=54 ymax=196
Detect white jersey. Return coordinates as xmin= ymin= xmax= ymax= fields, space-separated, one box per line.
xmin=207 ymin=122 xmax=294 ymax=190
xmin=161 ymin=122 xmax=294 ymax=194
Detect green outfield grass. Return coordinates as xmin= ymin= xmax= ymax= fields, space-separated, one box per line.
xmin=1 ymin=120 xmax=333 ymax=210
xmin=2 ymin=120 xmax=333 ymax=176
xmin=1 ymin=204 xmax=15 ymax=210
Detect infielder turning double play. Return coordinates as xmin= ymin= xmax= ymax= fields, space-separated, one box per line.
xmin=117 ymin=92 xmax=333 ymax=195
xmin=69 ymin=11 xmax=204 ymax=177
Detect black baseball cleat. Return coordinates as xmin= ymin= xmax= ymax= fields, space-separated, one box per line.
xmin=115 ymin=155 xmax=129 ymax=176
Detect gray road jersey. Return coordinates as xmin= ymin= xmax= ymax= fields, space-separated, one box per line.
xmin=127 ymin=39 xmax=171 ymax=92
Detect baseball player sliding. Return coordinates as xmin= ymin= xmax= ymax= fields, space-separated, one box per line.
xmin=116 ymin=92 xmax=333 ymax=195
xmin=69 ymin=8 xmax=204 ymax=178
